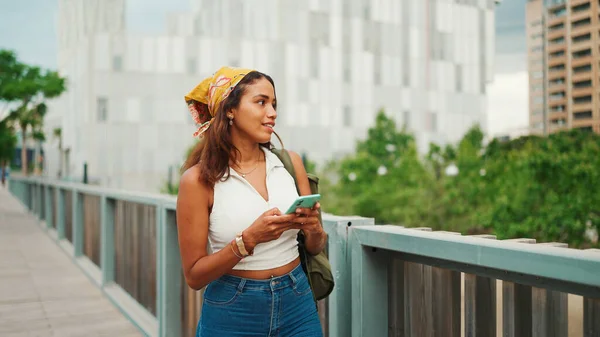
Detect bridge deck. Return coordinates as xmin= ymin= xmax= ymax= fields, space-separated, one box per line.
xmin=0 ymin=186 xmax=142 ymax=337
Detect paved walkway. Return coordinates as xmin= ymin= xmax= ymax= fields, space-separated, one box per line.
xmin=0 ymin=186 xmax=142 ymax=337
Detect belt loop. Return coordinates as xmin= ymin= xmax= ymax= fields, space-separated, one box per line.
xmin=288 ymin=269 xmax=298 ymax=285
xmin=237 ymin=278 xmax=246 ymax=293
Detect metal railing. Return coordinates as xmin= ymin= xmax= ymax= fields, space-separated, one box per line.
xmin=8 ymin=176 xmax=600 ymax=337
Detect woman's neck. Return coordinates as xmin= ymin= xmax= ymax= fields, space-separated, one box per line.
xmin=231 ymin=136 xmax=263 ymax=166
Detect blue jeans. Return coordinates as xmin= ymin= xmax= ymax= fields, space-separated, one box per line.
xmin=197 ymin=263 xmax=323 ymax=337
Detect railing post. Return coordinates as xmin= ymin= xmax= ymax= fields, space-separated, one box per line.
xmin=56 ymin=188 xmax=65 ymax=239
xmin=157 ymin=206 xmax=182 ymax=337
xmin=36 ymin=182 xmax=42 ymax=218
xmin=45 ymin=184 xmax=53 ymax=229
xmin=101 ymin=196 xmax=116 ymax=285
xmin=350 ymin=226 xmax=389 ymax=337
xmin=323 ymin=216 xmax=374 ymax=337
xmin=72 ymin=189 xmax=83 ymax=256
xmin=30 ymin=182 xmax=37 ymax=214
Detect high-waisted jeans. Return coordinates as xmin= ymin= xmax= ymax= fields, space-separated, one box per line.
xmin=196 ymin=263 xmax=323 ymax=337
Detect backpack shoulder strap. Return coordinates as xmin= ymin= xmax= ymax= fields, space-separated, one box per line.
xmin=271 ymin=148 xmax=299 ymax=194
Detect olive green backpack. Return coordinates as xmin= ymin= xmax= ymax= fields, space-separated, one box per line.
xmin=271 ymin=148 xmax=334 ymax=302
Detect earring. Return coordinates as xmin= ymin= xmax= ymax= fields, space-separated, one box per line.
xmin=229 ymin=119 xmax=233 ymax=126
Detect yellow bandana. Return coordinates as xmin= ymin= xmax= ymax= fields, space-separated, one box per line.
xmin=184 ymin=66 xmax=254 ymax=138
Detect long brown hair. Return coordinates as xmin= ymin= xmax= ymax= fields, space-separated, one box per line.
xmin=182 ymin=71 xmax=283 ymax=187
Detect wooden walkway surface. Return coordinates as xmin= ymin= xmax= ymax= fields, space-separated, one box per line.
xmin=0 ymin=186 xmax=142 ymax=337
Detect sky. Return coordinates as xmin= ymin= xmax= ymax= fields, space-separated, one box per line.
xmin=0 ymin=0 xmax=529 ymax=136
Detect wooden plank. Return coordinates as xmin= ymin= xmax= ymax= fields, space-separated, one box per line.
xmin=432 ymin=266 xmax=460 ymax=337
xmin=431 ymin=231 xmax=461 ymax=337
xmin=132 ymin=203 xmax=140 ymax=303
xmin=388 ymin=257 xmax=404 ymax=337
xmin=465 ymin=235 xmax=497 ymax=337
xmin=405 ymin=227 xmax=433 ymax=337
xmin=464 ymin=274 xmax=496 ymax=337
xmin=503 ymin=238 xmax=535 ymax=337
xmin=584 ymin=297 xmax=600 ymax=337
xmin=584 ymin=249 xmax=600 ymax=337
xmin=149 ymin=204 xmax=157 ymax=316
xmin=101 ymin=197 xmax=116 ymax=285
xmin=405 ymin=261 xmax=433 ymax=337
xmin=532 ymin=242 xmax=568 ymax=337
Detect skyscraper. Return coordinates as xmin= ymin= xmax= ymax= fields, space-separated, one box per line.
xmin=526 ymin=0 xmax=599 ymax=134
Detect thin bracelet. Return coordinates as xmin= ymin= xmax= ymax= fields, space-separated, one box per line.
xmin=230 ymin=242 xmax=244 ymax=259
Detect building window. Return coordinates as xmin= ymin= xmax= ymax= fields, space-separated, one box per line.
xmin=404 ymin=110 xmax=410 ymax=128
xmin=310 ymin=47 xmax=319 ymax=79
xmin=549 ymin=7 xmax=567 ymax=19
xmin=187 ymin=58 xmax=197 ymax=74
xmin=532 ymin=71 xmax=544 ymax=79
xmin=571 ymin=2 xmax=591 ymax=13
xmin=573 ymin=95 xmax=592 ymax=104
xmin=429 ymin=112 xmax=437 ymax=132
xmin=343 ymin=53 xmax=351 ymax=82
xmin=455 ymin=65 xmax=463 ymax=92
xmin=531 ymin=46 xmax=543 ymax=52
xmin=549 ymin=23 xmax=564 ymax=31
xmin=574 ymin=111 xmax=592 ymax=120
xmin=572 ymin=49 xmax=592 ymax=59
xmin=531 ymin=84 xmax=543 ymax=92
xmin=530 ymin=20 xmax=542 ymax=27
xmin=531 ymin=32 xmax=543 ymax=40
xmin=572 ymin=33 xmax=591 ymax=44
xmin=573 ymin=64 xmax=592 ymax=73
xmin=112 ymin=56 xmax=123 ymax=72
xmin=343 ymin=106 xmax=352 ymax=127
xmin=573 ymin=79 xmax=592 ymax=89
xmin=572 ymin=18 xmax=591 ymax=29
xmin=97 ymin=97 xmax=108 ymax=122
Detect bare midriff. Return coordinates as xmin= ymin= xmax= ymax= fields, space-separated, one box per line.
xmin=227 ymin=256 xmax=301 ymax=280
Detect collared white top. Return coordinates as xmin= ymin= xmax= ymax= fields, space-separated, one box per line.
xmin=208 ymin=147 xmax=300 ymax=270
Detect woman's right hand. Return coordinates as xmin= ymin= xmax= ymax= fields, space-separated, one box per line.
xmin=242 ymin=208 xmax=300 ymax=252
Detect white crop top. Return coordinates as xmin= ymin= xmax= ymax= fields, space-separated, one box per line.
xmin=208 ymin=147 xmax=300 ymax=270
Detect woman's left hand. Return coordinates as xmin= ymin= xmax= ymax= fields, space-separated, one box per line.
xmin=293 ymin=202 xmax=324 ymax=235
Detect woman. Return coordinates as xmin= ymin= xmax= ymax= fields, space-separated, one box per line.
xmin=177 ymin=66 xmax=327 ymax=337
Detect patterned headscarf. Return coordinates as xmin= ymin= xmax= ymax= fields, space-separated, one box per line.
xmin=184 ymin=66 xmax=254 ymax=138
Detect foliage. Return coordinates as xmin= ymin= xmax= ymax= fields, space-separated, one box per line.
xmin=320 ymin=110 xmax=600 ymax=248
xmin=0 ymin=120 xmax=17 ymax=164
xmin=0 ymin=49 xmax=67 ymax=174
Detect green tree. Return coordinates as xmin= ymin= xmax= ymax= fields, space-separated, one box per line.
xmin=322 ymin=110 xmax=436 ymax=225
xmin=0 ymin=120 xmax=17 ymax=184
xmin=480 ymin=130 xmax=600 ymax=247
xmin=0 ymin=49 xmax=67 ymax=175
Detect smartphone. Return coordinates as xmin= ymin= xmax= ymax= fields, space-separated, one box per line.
xmin=284 ymin=194 xmax=321 ymax=214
